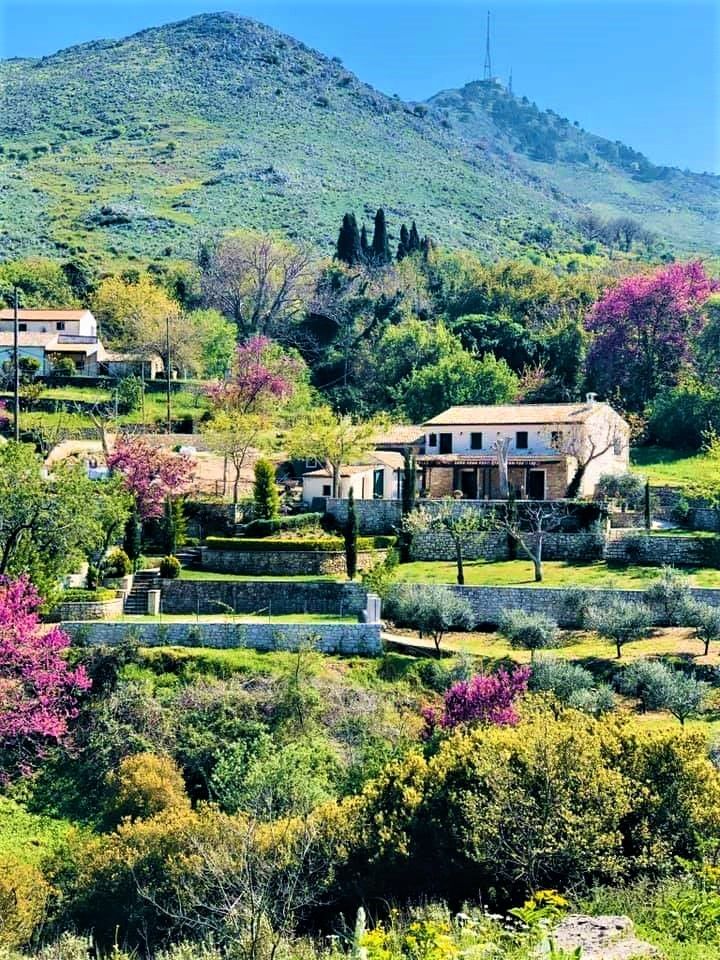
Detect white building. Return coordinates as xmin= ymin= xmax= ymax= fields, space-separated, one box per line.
xmin=302 ymin=450 xmax=406 ymax=503
xmin=419 ymin=397 xmax=630 ymax=500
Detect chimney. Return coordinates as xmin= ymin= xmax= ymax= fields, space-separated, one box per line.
xmin=586 ymin=392 xmax=597 ymax=405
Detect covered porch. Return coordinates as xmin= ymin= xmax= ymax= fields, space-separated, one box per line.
xmin=417 ymin=455 xmax=572 ymax=501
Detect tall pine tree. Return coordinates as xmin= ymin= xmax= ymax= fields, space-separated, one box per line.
xmin=336 ymin=213 xmax=362 ymax=265
xmin=372 ymin=208 xmax=391 ymax=265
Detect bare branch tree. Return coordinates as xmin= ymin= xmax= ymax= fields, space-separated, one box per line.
xmin=136 ymin=814 xmax=332 ymax=960
xmin=493 ymin=499 xmax=569 ymax=582
xmin=549 ymin=418 xmax=628 ymax=498
xmin=200 ymin=233 xmax=316 ymax=341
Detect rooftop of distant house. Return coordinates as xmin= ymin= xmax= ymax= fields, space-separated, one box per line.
xmin=423 ymin=400 xmax=622 ymax=428
xmin=0 ymin=309 xmax=95 ymax=322
xmin=303 ymin=450 xmax=405 ymax=479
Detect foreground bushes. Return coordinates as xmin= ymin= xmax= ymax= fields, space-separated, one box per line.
xmin=46 ymin=709 xmax=720 ymax=950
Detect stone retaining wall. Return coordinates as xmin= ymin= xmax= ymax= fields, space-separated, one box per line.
xmin=53 ymin=597 xmax=124 ymax=621
xmin=202 ymin=548 xmax=385 ymax=576
xmin=448 ymin=584 xmax=720 ymax=628
xmin=410 ymin=531 xmax=603 ymax=563
xmin=159 ymin=579 xmax=367 ymax=616
xmin=652 ymin=486 xmax=720 ymax=532
xmin=324 ymin=498 xmax=403 ymax=534
xmin=604 ymin=531 xmax=715 ymax=565
xmin=61 ymin=620 xmax=383 ymax=656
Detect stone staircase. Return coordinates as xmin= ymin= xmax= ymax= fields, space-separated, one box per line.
xmin=123 ymin=570 xmax=161 ymax=615
xmin=176 ymin=546 xmax=202 ymax=568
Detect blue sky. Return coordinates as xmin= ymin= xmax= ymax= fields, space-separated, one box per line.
xmin=1 ymin=0 xmax=718 ymax=173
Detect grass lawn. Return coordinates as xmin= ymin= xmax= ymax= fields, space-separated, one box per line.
xmin=178 ymin=569 xmax=339 ymax=583
xmin=632 ymin=445 xmax=716 ymax=489
xmin=395 ymin=559 xmax=720 ymax=589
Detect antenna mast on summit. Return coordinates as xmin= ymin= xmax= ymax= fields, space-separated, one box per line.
xmin=483 ymin=10 xmax=492 ymax=81
xmin=508 ymin=67 xmax=513 ymax=95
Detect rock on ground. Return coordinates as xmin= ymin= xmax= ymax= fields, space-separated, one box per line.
xmin=546 ymin=915 xmax=662 ymax=960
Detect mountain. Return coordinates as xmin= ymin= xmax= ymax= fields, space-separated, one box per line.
xmin=426 ymin=80 xmax=719 ymax=253
xmin=0 ymin=12 xmax=716 ymax=265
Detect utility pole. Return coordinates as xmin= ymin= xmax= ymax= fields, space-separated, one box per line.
xmin=165 ymin=314 xmax=172 ymax=435
xmin=483 ymin=10 xmax=492 ymax=82
xmin=13 ymin=287 xmax=20 ymax=442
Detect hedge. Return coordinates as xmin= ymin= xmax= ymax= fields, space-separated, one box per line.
xmin=204 ymin=536 xmax=396 ymax=553
xmin=60 ymin=588 xmax=117 ymax=603
xmin=240 ymin=512 xmax=324 ymax=538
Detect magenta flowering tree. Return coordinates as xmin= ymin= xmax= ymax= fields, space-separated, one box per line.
xmin=0 ymin=576 xmax=91 ymax=779
xmin=423 ymin=666 xmax=531 ymax=736
xmin=107 ymin=435 xmax=195 ymax=520
xmin=585 ymin=261 xmax=718 ymax=412
xmin=205 ymin=336 xmax=299 ymax=413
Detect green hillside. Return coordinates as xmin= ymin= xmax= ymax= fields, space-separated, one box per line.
xmin=0 ymin=12 xmax=716 ymax=264
xmin=427 ymin=80 xmax=719 ymax=252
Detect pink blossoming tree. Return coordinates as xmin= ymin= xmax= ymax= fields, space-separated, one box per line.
xmin=205 ymin=336 xmax=299 ymax=413
xmin=585 ymin=261 xmax=718 ymax=412
xmin=106 ymin=435 xmax=195 ymax=520
xmin=423 ymin=666 xmax=531 ymax=736
xmin=0 ymin=576 xmax=91 ymax=779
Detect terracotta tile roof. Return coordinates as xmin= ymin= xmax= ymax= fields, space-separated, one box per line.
xmin=303 ymin=450 xmax=405 ymax=479
xmin=0 ymin=309 xmax=93 ymax=321
xmin=423 ymin=402 xmax=617 ymax=427
xmin=373 ymin=424 xmax=424 ymax=446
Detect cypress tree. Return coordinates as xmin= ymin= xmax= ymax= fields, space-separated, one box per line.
xmin=360 ymin=224 xmax=370 ymax=259
xmin=123 ymin=508 xmax=142 ymax=572
xmin=397 ymin=224 xmax=410 ymax=261
xmin=372 ymin=208 xmax=391 ymax=264
xmin=408 ymin=220 xmax=421 ymax=253
xmin=399 ymin=448 xmax=417 ymax=563
xmin=336 ymin=213 xmax=361 ymax=265
xmin=344 ymin=488 xmax=359 ymax=580
xmin=253 ymin=458 xmax=280 ymax=519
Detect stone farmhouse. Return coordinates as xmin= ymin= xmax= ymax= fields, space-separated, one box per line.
xmin=0 ymin=309 xmax=162 ymax=378
xmin=418 ymin=397 xmax=629 ymax=500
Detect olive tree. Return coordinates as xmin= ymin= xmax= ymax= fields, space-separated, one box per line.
xmin=403 ymin=501 xmax=492 ymax=585
xmin=587 ymin=599 xmax=653 ymax=658
xmin=498 ymin=609 xmax=560 ymax=660
xmin=387 ymin=583 xmax=474 ymax=656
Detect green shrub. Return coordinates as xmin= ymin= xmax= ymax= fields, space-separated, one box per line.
xmin=529 ymin=656 xmax=594 ymax=702
xmin=105 ymin=752 xmax=190 ymax=824
xmin=115 ymin=376 xmax=143 ymax=414
xmin=240 ymin=512 xmax=323 ymax=538
xmin=205 ymin=535 xmax=395 ymax=552
xmin=159 ymin=555 xmax=181 ymax=579
xmin=596 ymin=472 xmax=645 ymax=509
xmin=253 ymin=458 xmax=280 ymax=520
xmin=104 ymin=547 xmax=131 ymax=578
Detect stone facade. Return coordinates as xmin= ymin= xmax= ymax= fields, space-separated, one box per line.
xmin=447 ymin=584 xmax=720 ymax=628
xmin=201 ymin=548 xmax=386 ymax=576
xmin=423 ymin=462 xmax=571 ymax=500
xmin=159 ymin=579 xmax=368 ymax=617
xmin=61 ymin=620 xmax=383 ymax=656
xmin=52 ymin=597 xmax=124 ymax=621
xmin=410 ymin=531 xmax=604 ymax=562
